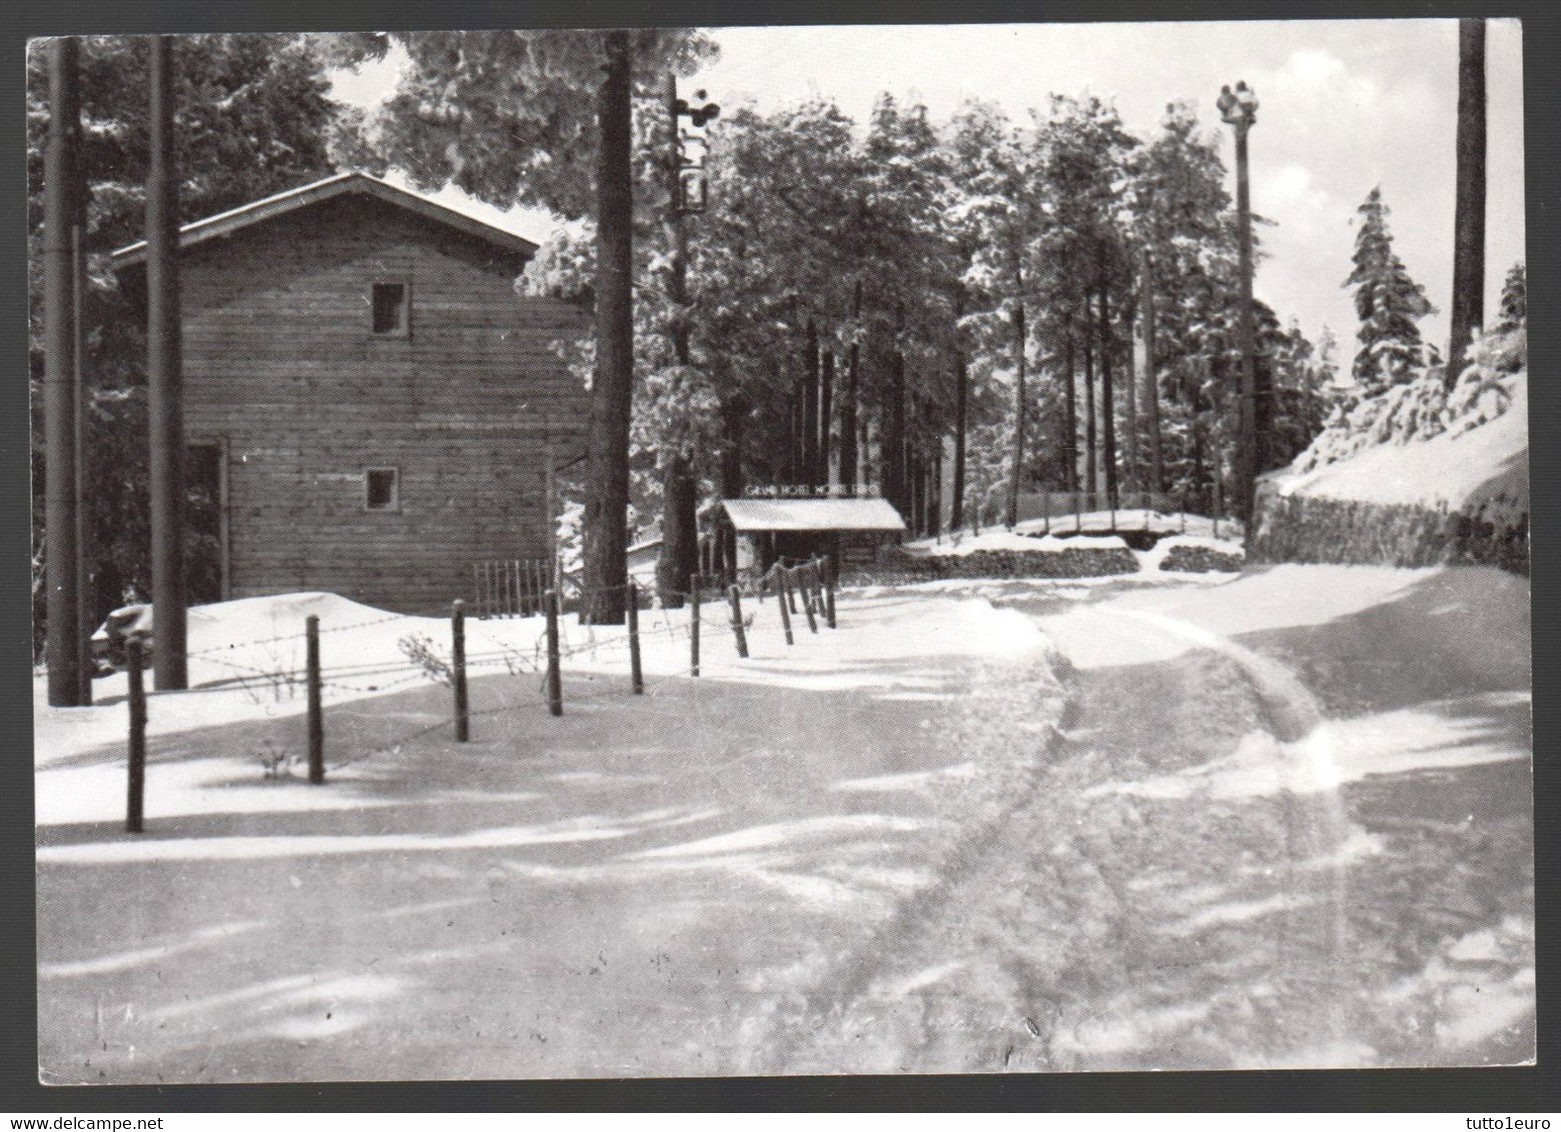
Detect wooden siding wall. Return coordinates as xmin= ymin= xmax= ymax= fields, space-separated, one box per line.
xmin=178 ymin=194 xmax=588 ymax=613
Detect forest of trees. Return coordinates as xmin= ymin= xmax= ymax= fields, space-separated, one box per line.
xmin=518 ymin=84 xmax=1342 ymax=577
xmin=32 ymin=29 xmax=1360 ymax=641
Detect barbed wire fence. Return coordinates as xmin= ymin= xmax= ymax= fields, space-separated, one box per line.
xmin=117 ymin=556 xmax=844 ymax=832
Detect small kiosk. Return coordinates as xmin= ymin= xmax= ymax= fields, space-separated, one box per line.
xmin=715 ymin=490 xmax=907 ymax=582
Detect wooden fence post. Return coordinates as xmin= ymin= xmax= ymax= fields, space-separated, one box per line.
xmin=825 ymin=556 xmax=837 ymax=629
xmin=727 ymin=584 xmax=749 ymax=658
xmin=800 ymin=564 xmax=819 ymax=634
xmin=452 ymin=599 xmax=469 ymax=741
xmin=690 ymin=572 xmax=702 ymax=677
xmin=306 ymin=614 xmax=324 ymax=783
xmin=546 ymin=588 xmax=563 ymax=716
xmin=126 ymin=638 xmax=146 ymax=833
xmin=627 ymin=579 xmax=644 ymax=694
xmin=776 ymin=568 xmax=795 ymax=646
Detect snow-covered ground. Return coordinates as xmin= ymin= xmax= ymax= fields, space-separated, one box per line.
xmin=35 ymin=586 xmax=1049 ymax=831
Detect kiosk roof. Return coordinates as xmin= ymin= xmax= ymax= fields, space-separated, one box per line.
xmin=721 ymin=497 xmax=906 ymax=533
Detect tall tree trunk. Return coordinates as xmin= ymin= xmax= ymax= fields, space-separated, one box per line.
xmin=1099 ymin=278 xmax=1117 ymax=502
xmin=883 ymin=305 xmax=907 ymax=516
xmin=789 ymin=381 xmax=803 ymax=482
xmin=1122 ymin=278 xmax=1139 ymax=492
xmin=1006 ymin=302 xmax=1027 ymax=528
xmin=841 ymin=281 xmax=861 ymax=492
xmin=819 ymin=348 xmax=834 ymax=486
xmin=1062 ymin=320 xmax=1078 ymax=493
xmin=148 ymin=35 xmax=188 ymax=688
xmin=952 ymin=345 xmax=968 ymax=529
xmin=802 ymin=320 xmax=820 ymax=487
xmin=930 ymin=442 xmax=943 ymax=538
xmin=1447 ymin=16 xmax=1487 ymax=386
xmin=1191 ymin=398 xmax=1206 ymax=513
xmin=885 ymin=349 xmax=906 ymax=516
xmin=1083 ymin=296 xmax=1097 ymax=498
xmin=656 ymin=73 xmax=697 ymax=609
xmin=1141 ymin=247 xmax=1164 ymax=492
xmin=719 ymin=395 xmax=745 ymax=582
xmin=907 ymin=444 xmax=921 ymax=537
xmin=582 ymin=29 xmax=634 ymax=624
xmin=45 ymin=36 xmax=83 ymax=705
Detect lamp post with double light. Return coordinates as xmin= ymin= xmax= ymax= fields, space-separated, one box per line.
xmin=656 ymin=78 xmax=719 ymax=607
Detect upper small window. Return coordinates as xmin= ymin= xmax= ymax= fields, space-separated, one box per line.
xmin=365 ymin=467 xmax=399 ymax=511
xmin=372 ymin=282 xmax=409 ymax=335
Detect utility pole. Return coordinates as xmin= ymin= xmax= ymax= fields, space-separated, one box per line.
xmin=148 ymin=35 xmax=187 ymax=688
xmin=45 ymin=36 xmax=83 ymax=706
xmin=1219 ymin=81 xmax=1259 ymax=525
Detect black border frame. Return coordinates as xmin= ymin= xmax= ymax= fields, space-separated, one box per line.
xmin=6 ymin=0 xmax=1555 ymax=1113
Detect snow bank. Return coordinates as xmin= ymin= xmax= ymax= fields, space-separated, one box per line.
xmin=903 ymin=529 xmax=1128 ymax=555
xmin=1273 ymin=378 xmax=1526 ymax=512
xmin=1141 ymin=535 xmax=1246 ymax=573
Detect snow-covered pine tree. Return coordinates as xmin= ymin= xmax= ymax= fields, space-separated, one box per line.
xmin=1345 ymin=186 xmax=1436 ymax=394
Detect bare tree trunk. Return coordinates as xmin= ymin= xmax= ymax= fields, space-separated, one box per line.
xmin=819 ymin=347 xmax=833 ymax=485
xmin=719 ymin=395 xmax=745 ymax=580
xmin=802 ymin=320 xmax=820 ymax=486
xmin=582 ymin=30 xmax=634 ymax=624
xmin=1123 ymin=276 xmax=1139 ymax=491
xmin=1006 ymin=302 xmax=1026 ymax=528
xmin=883 ymin=305 xmax=907 ymax=516
xmin=1099 ymin=277 xmax=1117 ymax=502
xmin=1062 ymin=319 xmax=1078 ymax=493
xmin=1447 ymin=16 xmax=1487 ymax=386
xmin=1083 ymin=295 xmax=1097 ymax=498
xmin=1142 ymin=247 xmax=1164 ymax=492
xmin=952 ymin=346 xmax=968 ymax=528
xmin=45 ymin=36 xmax=83 ymax=705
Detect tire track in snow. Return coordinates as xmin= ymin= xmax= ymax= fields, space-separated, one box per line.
xmin=770 ymin=597 xmax=1359 ymax=1072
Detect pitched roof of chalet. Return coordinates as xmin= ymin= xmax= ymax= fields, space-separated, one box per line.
xmin=110 ymin=171 xmax=539 ymax=268
xmin=720 ymin=497 xmax=907 ymax=533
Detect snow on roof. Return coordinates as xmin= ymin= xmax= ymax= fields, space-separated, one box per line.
xmin=110 ymin=171 xmax=540 ymax=267
xmin=721 ymin=497 xmax=907 ymax=533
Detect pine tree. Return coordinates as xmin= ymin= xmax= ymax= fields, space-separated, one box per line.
xmin=1497 ymin=262 xmax=1526 ymax=330
xmin=1345 ymin=186 xmax=1435 ymax=393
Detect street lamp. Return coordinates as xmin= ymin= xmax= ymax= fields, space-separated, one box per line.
xmin=673 ymin=87 xmax=719 ymax=215
xmin=1218 ymin=81 xmax=1260 ymax=527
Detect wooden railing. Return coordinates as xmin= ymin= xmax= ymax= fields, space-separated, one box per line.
xmin=471 ymin=558 xmax=555 ymax=619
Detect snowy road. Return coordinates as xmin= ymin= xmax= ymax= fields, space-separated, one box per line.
xmin=778 ymin=565 xmax=1533 ymax=1071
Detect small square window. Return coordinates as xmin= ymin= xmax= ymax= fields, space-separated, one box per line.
xmin=365 ymin=467 xmax=399 ymax=511
xmin=371 ymin=282 xmax=408 ymax=335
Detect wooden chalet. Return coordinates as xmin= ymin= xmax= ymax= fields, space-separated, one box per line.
xmin=112 ymin=172 xmax=588 ymax=614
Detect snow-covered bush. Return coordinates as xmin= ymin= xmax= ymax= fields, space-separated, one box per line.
xmin=1289 ymin=325 xmax=1525 ymax=475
